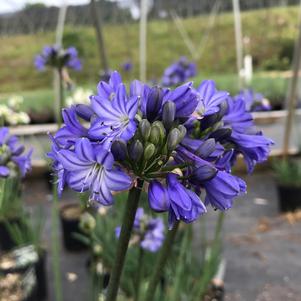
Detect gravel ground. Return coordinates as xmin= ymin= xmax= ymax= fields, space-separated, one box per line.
xmin=22 ymin=171 xmax=301 ymax=301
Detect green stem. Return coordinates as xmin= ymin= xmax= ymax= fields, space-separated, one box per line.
xmin=56 ymin=68 xmax=64 ymax=127
xmin=106 ymin=179 xmax=144 ymax=301
xmin=144 ymin=221 xmax=180 ymax=301
xmin=51 ymin=182 xmax=63 ymax=301
xmin=170 ymin=225 xmax=190 ymax=301
xmin=134 ymin=247 xmax=144 ymax=301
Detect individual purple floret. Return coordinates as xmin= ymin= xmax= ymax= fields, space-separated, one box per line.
xmin=161 ymin=57 xmax=197 ymax=87
xmin=115 ymin=208 xmax=165 ymax=252
xmin=34 ymin=45 xmax=82 ymax=71
xmin=51 ymin=138 xmax=131 ymax=205
xmin=0 ymin=127 xmax=32 ymax=178
xmin=235 ymin=89 xmax=272 ymax=112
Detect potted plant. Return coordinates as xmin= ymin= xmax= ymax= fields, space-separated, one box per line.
xmin=60 ymin=194 xmax=89 ymax=251
xmin=0 ymin=127 xmax=32 ymax=251
xmin=5 ymin=207 xmax=47 ymax=300
xmin=274 ymin=159 xmax=301 ymax=212
xmin=48 ymin=70 xmax=272 ymax=301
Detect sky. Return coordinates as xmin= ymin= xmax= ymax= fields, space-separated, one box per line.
xmin=0 ymin=0 xmax=91 ymax=13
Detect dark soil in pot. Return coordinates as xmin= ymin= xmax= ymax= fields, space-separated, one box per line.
xmin=277 ymin=184 xmax=301 ymax=212
xmin=60 ymin=203 xmax=87 ymax=251
xmin=0 ymin=218 xmax=21 ymax=251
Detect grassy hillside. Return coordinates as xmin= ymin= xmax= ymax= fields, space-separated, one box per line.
xmin=0 ymin=5 xmax=298 ymax=94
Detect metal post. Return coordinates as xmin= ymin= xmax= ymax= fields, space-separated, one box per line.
xmin=139 ymin=0 xmax=148 ymax=82
xmin=283 ymin=3 xmax=301 ymax=158
xmin=90 ymin=0 xmax=109 ymax=73
xmin=232 ymin=0 xmax=243 ymax=89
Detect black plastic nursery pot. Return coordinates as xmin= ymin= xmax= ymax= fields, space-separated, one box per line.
xmin=34 ymin=249 xmax=47 ymax=300
xmin=277 ymin=184 xmax=301 ymax=212
xmin=60 ymin=203 xmax=87 ymax=251
xmin=0 ymin=218 xmax=21 ymax=251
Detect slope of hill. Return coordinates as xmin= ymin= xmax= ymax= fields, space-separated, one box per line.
xmin=0 ymin=5 xmax=298 ymax=93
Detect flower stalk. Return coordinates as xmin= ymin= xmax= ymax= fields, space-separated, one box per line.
xmin=106 ymin=179 xmax=144 ymax=301
xmin=134 ymin=247 xmax=144 ymax=301
xmin=144 ymin=220 xmax=180 ymax=301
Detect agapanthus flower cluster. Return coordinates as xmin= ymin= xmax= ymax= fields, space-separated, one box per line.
xmin=0 ymin=127 xmax=32 ymax=178
xmin=236 ymin=89 xmax=271 ymax=112
xmin=66 ymin=88 xmax=93 ymax=107
xmin=115 ymin=208 xmax=165 ymax=252
xmin=34 ymin=45 xmax=82 ymax=71
xmin=161 ymin=57 xmax=197 ymax=87
xmin=49 ymin=71 xmax=272 ymax=228
xmin=0 ymin=96 xmax=30 ymax=126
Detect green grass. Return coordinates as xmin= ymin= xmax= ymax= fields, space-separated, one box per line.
xmin=0 ymin=5 xmax=298 ymax=94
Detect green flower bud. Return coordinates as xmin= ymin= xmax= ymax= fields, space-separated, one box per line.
xmin=139 ymin=119 xmax=151 ymax=141
xmin=129 ymin=140 xmax=143 ymax=161
xmin=162 ymin=101 xmax=176 ymax=130
xmin=144 ymin=143 xmax=156 ymax=160
xmin=177 ymin=125 xmax=187 ymax=142
xmin=149 ymin=126 xmax=160 ymax=145
xmin=79 ymin=212 xmax=96 ymax=234
xmin=167 ymin=128 xmax=181 ymax=151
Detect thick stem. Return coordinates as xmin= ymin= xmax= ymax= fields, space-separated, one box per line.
xmin=51 ymin=182 xmax=63 ymax=301
xmin=57 ymin=68 xmax=64 ymax=127
xmin=134 ymin=247 xmax=144 ymax=301
xmin=144 ymin=220 xmax=180 ymax=301
xmin=106 ymin=179 xmax=144 ymax=301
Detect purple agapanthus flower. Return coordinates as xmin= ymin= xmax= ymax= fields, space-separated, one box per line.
xmin=161 ymin=57 xmax=197 ymax=87
xmin=34 ymin=45 xmax=81 ymax=71
xmin=54 ymin=138 xmax=132 ymax=205
xmin=0 ymin=127 xmax=32 ymax=178
xmin=49 ymin=69 xmax=272 ymax=228
xmin=149 ymin=173 xmax=207 ymax=229
xmin=115 ymin=208 xmax=165 ymax=252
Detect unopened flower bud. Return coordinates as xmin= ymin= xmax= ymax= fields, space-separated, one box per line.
xmin=152 ymin=121 xmax=166 ymax=143
xmin=79 ymin=212 xmax=96 ymax=234
xmin=149 ymin=126 xmax=160 ymax=145
xmin=93 ymin=244 xmax=103 ymax=255
xmin=162 ymin=101 xmax=176 ymax=130
xmin=144 ymin=143 xmax=156 ymax=160
xmin=146 ymin=86 xmax=164 ymax=122
xmin=129 ymin=140 xmax=143 ymax=161
xmin=167 ymin=128 xmax=181 ymax=151
xmin=177 ymin=125 xmax=187 ymax=141
xmin=196 ymin=138 xmax=216 ymax=157
xmin=139 ymin=119 xmax=151 ymax=141
xmin=111 ymin=139 xmax=128 ymax=161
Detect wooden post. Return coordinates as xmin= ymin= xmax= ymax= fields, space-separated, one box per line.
xmin=232 ymin=0 xmax=243 ymax=89
xmin=139 ymin=0 xmax=148 ymax=82
xmin=282 ymin=3 xmax=301 ymax=158
xmin=90 ymin=0 xmax=109 ymax=73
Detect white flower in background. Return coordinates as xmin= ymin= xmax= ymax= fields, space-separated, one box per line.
xmin=0 ymin=95 xmax=30 ymax=125
xmin=66 ymin=87 xmax=93 ymax=107
xmin=8 ymin=95 xmax=24 ymax=110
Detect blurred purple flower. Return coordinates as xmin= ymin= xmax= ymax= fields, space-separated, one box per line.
xmin=121 ymin=60 xmax=133 ymax=72
xmin=0 ymin=127 xmax=32 ymax=178
xmin=235 ymin=89 xmax=271 ymax=112
xmin=34 ymin=45 xmax=81 ymax=71
xmin=115 ymin=207 xmax=165 ymax=252
xmin=161 ymin=57 xmax=197 ymax=87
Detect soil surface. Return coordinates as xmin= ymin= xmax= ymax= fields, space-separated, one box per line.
xmin=22 ymin=171 xmax=301 ymax=301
